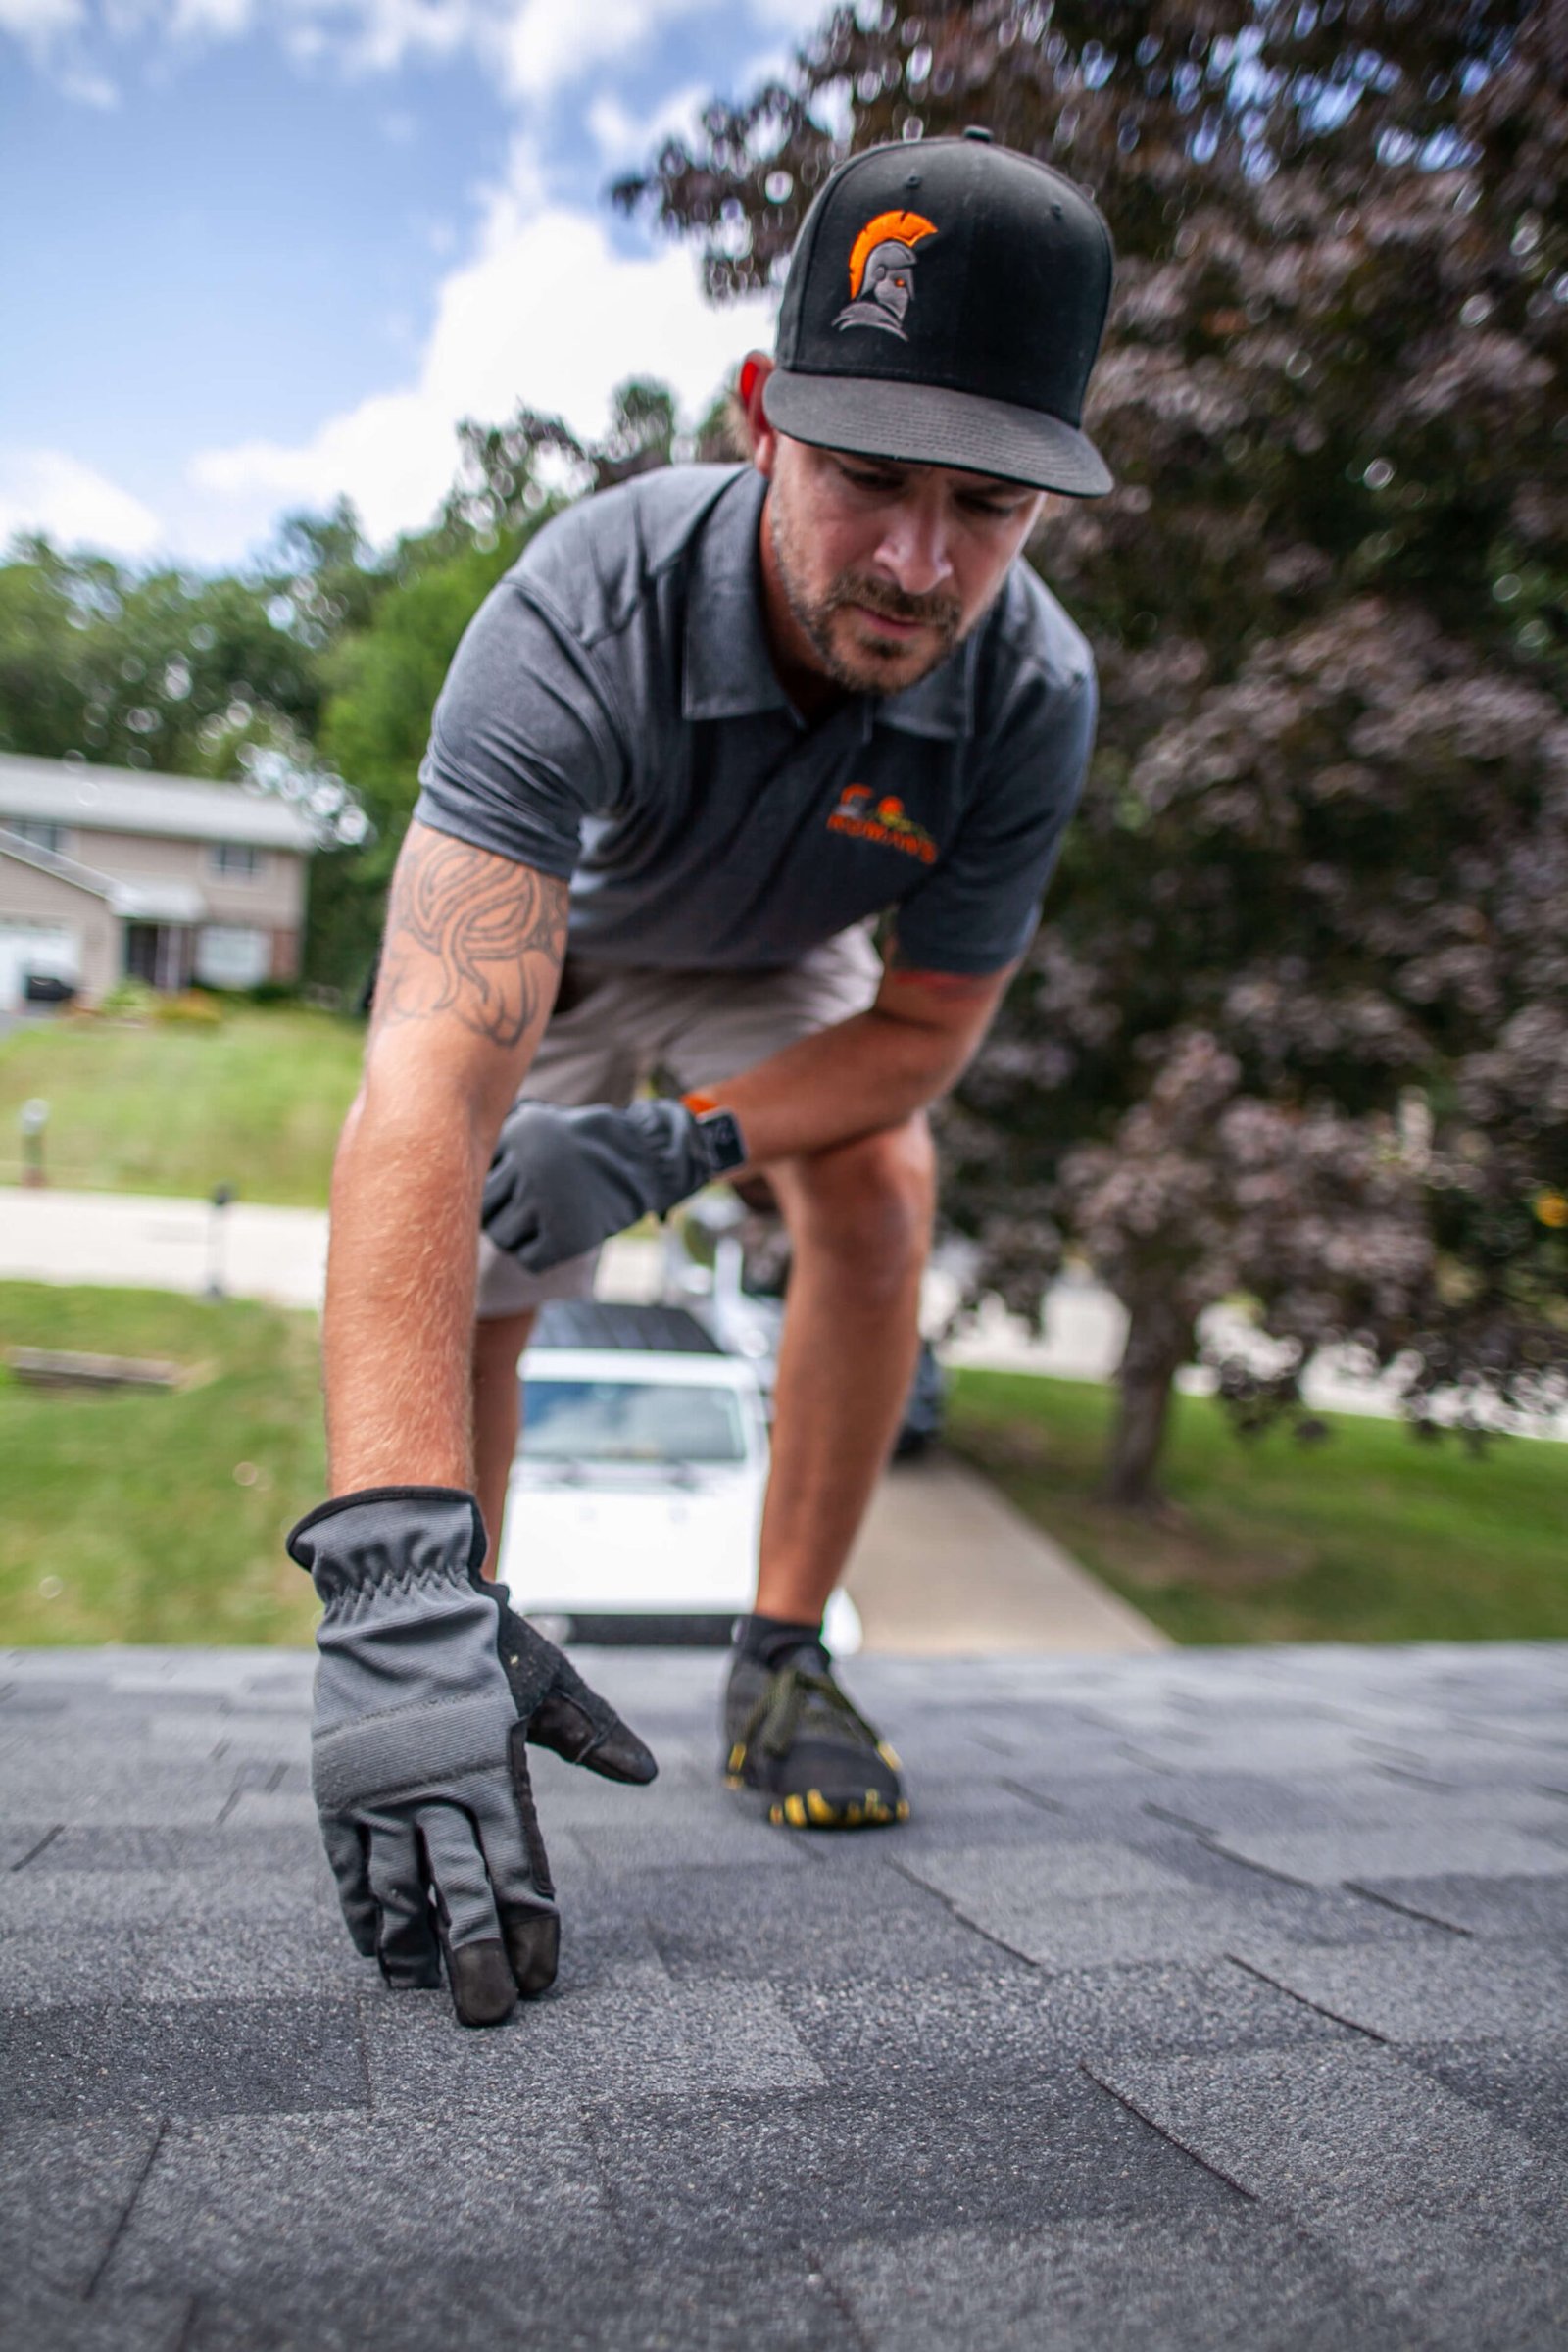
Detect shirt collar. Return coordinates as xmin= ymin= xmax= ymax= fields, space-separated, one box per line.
xmin=680 ymin=463 xmax=975 ymax=741
xmin=682 ymin=469 xmax=791 ymax=722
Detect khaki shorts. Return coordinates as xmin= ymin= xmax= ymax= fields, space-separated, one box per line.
xmin=475 ymin=923 xmax=883 ymax=1319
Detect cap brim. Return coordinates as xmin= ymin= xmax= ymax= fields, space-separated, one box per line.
xmin=762 ymin=368 xmax=1112 ymax=498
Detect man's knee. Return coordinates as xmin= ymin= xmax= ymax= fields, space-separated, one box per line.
xmin=776 ymin=1116 xmax=936 ymax=1284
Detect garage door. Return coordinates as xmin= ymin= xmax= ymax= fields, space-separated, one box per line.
xmin=0 ymin=920 xmax=80 ymax=1009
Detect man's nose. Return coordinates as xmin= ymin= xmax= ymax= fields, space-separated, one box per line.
xmin=872 ymin=504 xmax=955 ymax=598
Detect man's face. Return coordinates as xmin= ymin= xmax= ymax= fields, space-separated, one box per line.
xmin=761 ymin=432 xmax=1044 ymax=699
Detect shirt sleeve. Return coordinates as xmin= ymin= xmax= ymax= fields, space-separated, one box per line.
xmin=413 ymin=575 xmax=627 ymax=878
xmin=888 ymin=661 xmax=1097 ymax=975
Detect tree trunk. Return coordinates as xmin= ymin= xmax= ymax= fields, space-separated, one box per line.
xmin=1101 ymin=1291 xmax=1195 ymax=1511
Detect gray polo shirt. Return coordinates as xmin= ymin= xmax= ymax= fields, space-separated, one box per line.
xmin=415 ymin=463 xmax=1096 ymax=975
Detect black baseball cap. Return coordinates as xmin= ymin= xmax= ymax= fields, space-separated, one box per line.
xmin=763 ymin=129 xmax=1114 ymax=497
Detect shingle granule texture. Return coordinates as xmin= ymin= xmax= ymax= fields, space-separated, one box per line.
xmin=3 ymin=1639 xmax=1565 ymax=2350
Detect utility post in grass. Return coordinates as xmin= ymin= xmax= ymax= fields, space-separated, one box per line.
xmin=206 ymin=1183 xmax=233 ymax=1301
xmin=19 ymin=1100 xmax=47 ymax=1189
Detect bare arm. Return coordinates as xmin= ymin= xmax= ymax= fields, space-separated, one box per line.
xmin=323 ymin=819 xmax=567 ymax=1494
xmin=704 ymin=954 xmax=1016 ymax=1170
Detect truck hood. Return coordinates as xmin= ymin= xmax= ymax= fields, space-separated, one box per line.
xmin=500 ymin=1467 xmax=762 ymax=1616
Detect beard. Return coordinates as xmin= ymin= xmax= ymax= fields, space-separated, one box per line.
xmin=767 ymin=493 xmax=966 ymax=696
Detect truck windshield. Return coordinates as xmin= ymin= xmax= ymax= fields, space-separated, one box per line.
xmin=523 ymin=1378 xmax=748 ymax=1465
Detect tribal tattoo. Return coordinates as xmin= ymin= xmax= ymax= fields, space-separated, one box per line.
xmin=373 ymin=824 xmax=568 ymax=1051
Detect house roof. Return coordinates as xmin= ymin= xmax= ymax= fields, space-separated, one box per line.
xmin=0 ymin=829 xmax=206 ymax=922
xmin=0 ymin=753 xmax=318 ymax=851
xmin=0 ymin=829 xmax=119 ymax=905
xmin=3 ymin=1637 xmax=1565 ymax=2347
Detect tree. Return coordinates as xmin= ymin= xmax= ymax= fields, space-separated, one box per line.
xmin=619 ymin=0 xmax=1566 ymax=1502
xmin=313 ymin=537 xmax=527 ymax=992
xmin=0 ymin=375 xmax=720 ymax=995
xmin=0 ymin=539 xmax=327 ymax=775
xmin=308 ymin=376 xmax=696 ymax=991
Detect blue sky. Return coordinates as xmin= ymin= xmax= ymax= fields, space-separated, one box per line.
xmin=1 ymin=0 xmax=828 ymax=567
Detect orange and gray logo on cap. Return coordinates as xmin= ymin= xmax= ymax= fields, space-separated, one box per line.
xmin=833 ymin=210 xmax=938 ymax=341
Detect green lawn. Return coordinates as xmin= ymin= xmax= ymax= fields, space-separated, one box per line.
xmin=0 ymin=1004 xmax=364 ymax=1204
xmin=0 ymin=1283 xmax=323 ymax=1646
xmin=947 ymin=1367 xmax=1568 ymax=1646
xmin=4 ymin=1283 xmax=1563 ymax=1651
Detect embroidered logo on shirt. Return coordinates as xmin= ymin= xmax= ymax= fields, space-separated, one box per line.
xmin=826 ymin=785 xmax=939 ymax=864
xmin=833 ymin=211 xmax=938 ymax=340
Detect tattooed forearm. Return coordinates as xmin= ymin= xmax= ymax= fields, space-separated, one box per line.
xmin=372 ymin=823 xmax=568 ymax=1050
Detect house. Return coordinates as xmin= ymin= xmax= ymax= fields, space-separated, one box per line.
xmin=0 ymin=753 xmax=317 ymax=1009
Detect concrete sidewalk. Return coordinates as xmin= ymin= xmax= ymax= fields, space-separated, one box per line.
xmin=0 ymin=1185 xmax=330 ymax=1308
xmin=8 ymin=1184 xmax=1564 ymax=1434
xmin=0 ymin=1186 xmax=661 ymax=1315
xmin=847 ymin=1454 xmax=1167 ymax=1656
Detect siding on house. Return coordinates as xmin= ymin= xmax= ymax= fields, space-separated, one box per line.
xmin=0 ymin=851 xmax=122 ymax=1003
xmin=0 ymin=757 xmax=317 ymax=1006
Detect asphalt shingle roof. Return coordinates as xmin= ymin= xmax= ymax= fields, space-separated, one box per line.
xmin=2 ymin=1639 xmax=1565 ymax=2350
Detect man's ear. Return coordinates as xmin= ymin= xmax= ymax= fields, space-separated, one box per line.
xmin=738 ymin=352 xmax=779 ymax=476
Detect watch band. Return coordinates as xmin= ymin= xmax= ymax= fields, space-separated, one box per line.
xmin=695 ymin=1106 xmax=748 ymax=1175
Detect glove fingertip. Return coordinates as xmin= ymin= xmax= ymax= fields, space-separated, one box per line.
xmin=592 ymin=1728 xmax=659 ymax=1786
xmin=446 ymin=1938 xmax=521 ymax=2028
xmin=501 ymin=1903 xmax=561 ymax=1999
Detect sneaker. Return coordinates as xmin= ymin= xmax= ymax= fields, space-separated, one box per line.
xmin=723 ymin=1642 xmax=908 ymax=1830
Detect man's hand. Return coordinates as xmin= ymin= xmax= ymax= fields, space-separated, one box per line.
xmin=288 ymin=1486 xmax=657 ymax=2028
xmin=481 ymin=1098 xmax=747 ymax=1274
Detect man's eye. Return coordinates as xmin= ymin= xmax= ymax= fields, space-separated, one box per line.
xmin=841 ymin=464 xmax=902 ymax=494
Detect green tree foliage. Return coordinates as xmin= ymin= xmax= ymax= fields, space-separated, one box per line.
xmin=312 ymin=537 xmax=527 ymax=993
xmin=620 ymin=0 xmax=1567 ymax=1500
xmin=310 ymin=376 xmax=693 ymax=990
xmin=0 ymin=381 xmax=700 ymax=994
xmin=0 ymin=538 xmax=325 ymax=773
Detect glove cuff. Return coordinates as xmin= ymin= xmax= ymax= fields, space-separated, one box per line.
xmin=287 ymin=1485 xmax=489 ymax=1604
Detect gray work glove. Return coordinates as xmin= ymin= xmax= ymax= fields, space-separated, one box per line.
xmin=481 ymin=1097 xmax=748 ymax=1275
xmin=288 ymin=1485 xmax=653 ymax=2027
xmin=485 ymin=1574 xmax=658 ymax=1785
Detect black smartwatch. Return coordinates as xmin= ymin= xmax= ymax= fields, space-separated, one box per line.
xmin=695 ymin=1107 xmax=748 ymax=1175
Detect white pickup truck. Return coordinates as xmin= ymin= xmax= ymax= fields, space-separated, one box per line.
xmin=495 ymin=1299 xmax=861 ymax=1651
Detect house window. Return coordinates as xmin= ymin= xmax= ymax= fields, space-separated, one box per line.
xmin=7 ymin=820 xmax=68 ymax=854
xmin=208 ymin=842 xmax=264 ymax=877
xmin=195 ymin=925 xmax=270 ymax=990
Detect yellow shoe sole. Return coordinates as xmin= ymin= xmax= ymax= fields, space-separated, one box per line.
xmin=765 ymin=1788 xmax=910 ymax=1831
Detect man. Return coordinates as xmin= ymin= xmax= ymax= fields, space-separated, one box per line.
xmin=288 ymin=130 xmax=1114 ymax=2027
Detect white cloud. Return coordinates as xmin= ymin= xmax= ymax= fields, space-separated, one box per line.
xmin=166 ymin=0 xmax=251 ymax=34
xmin=0 ymin=448 xmax=164 ymax=556
xmin=9 ymin=0 xmax=779 ymax=89
xmin=6 ymin=0 xmax=810 ymax=562
xmin=9 ymin=0 xmax=834 ymax=96
xmin=189 ymin=189 xmax=773 ymax=549
xmin=0 ymin=0 xmax=84 ymax=37
xmin=56 ymin=56 xmax=117 ymax=96
xmin=498 ymin=0 xmax=714 ymax=101
xmin=749 ymin=0 xmax=841 ymax=22
xmin=586 ymin=76 xmax=707 ymax=168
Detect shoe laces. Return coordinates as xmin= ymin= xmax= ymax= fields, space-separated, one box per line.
xmin=741 ymin=1662 xmax=884 ymax=1763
